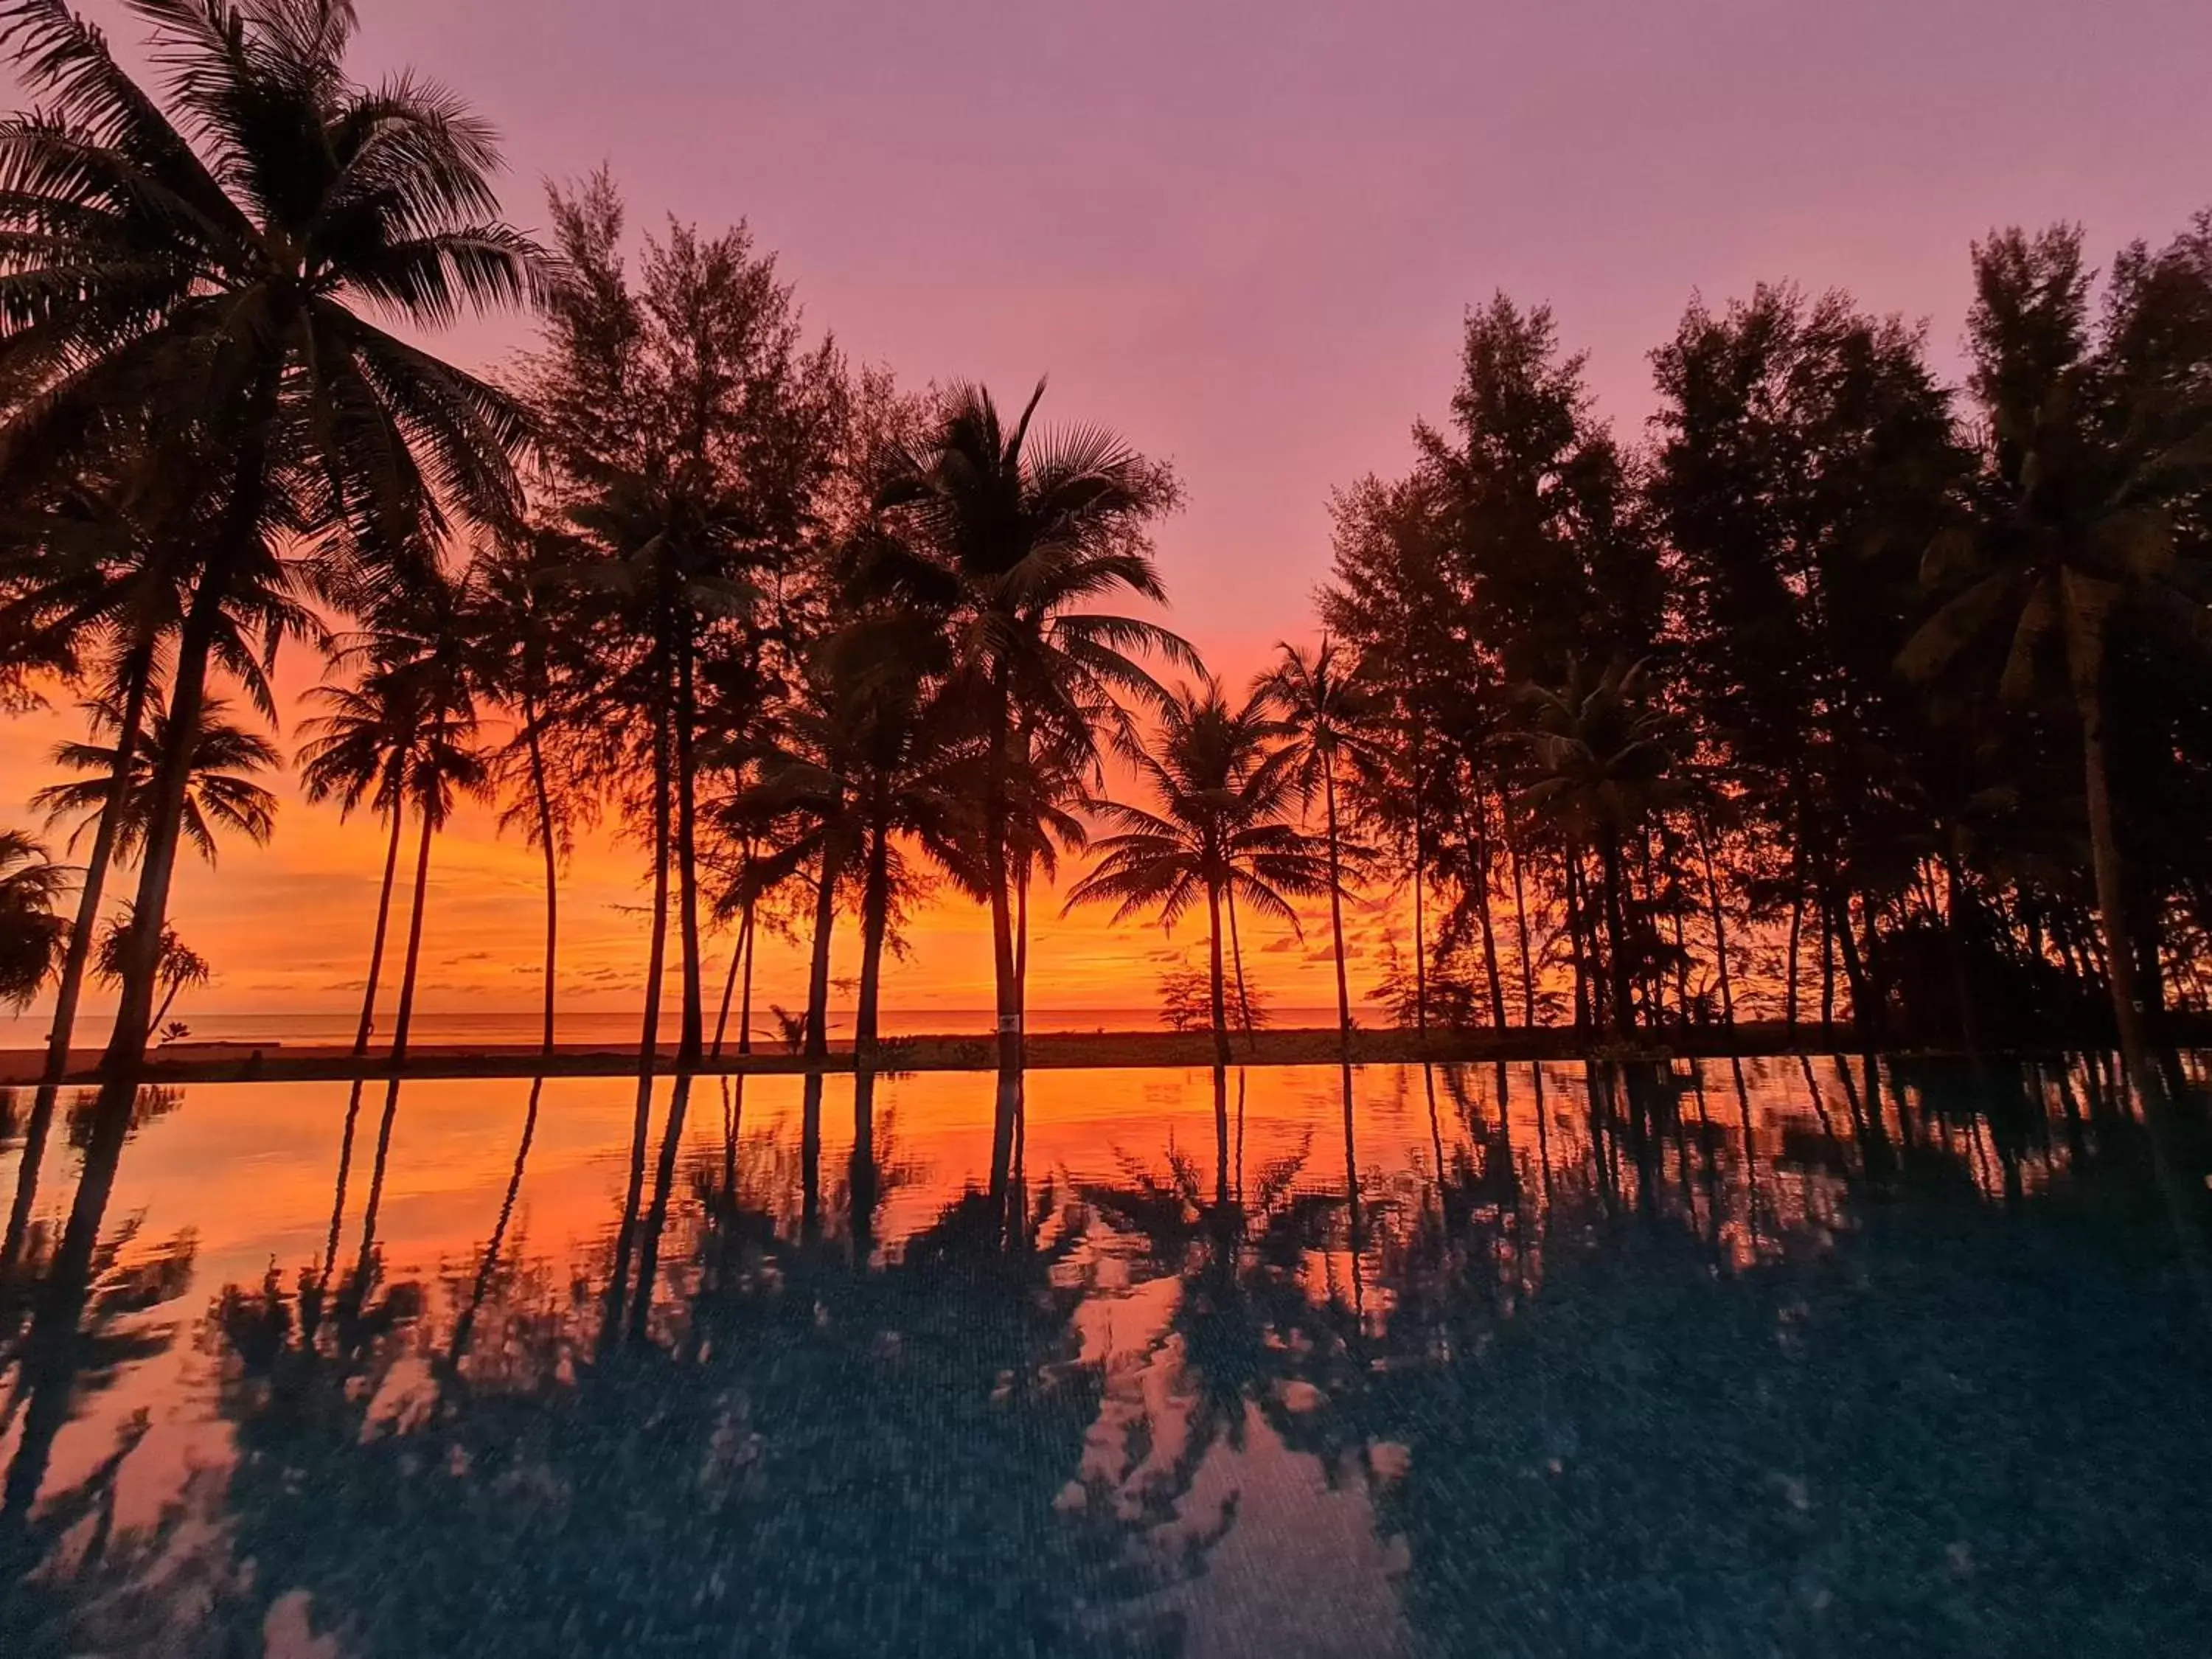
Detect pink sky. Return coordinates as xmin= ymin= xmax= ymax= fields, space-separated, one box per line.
xmin=5 ymin=0 xmax=2209 ymax=1030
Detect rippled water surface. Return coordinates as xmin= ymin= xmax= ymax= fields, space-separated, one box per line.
xmin=1 ymin=1057 xmax=2207 ymax=1656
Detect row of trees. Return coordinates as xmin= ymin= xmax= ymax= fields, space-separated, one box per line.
xmin=1324 ymin=242 xmax=2212 ymax=1067
xmin=1 ymin=5 xmax=2208 ymax=1178
xmin=0 ymin=0 xmax=1279 ymax=1226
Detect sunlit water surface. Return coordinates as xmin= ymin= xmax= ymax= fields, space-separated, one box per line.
xmin=1 ymin=1057 xmax=2206 ymax=1657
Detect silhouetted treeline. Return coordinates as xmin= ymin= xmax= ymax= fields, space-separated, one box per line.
xmin=1325 ymin=221 xmax=2212 ymax=1068
xmin=3 ymin=1 xmax=2211 ymax=1202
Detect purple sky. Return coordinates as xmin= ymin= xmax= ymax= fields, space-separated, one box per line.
xmin=333 ymin=0 xmax=2212 ymax=667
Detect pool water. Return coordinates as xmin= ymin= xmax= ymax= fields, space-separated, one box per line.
xmin=1 ymin=1057 xmax=2207 ymax=1656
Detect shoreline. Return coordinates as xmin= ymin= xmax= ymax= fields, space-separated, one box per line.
xmin=0 ymin=1021 xmax=2149 ymax=1085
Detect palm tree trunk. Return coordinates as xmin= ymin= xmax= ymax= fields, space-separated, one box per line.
xmin=1225 ymin=883 xmax=1258 ymax=1057
xmin=2075 ymin=678 xmax=2212 ymax=1315
xmin=1206 ymin=878 xmax=1233 ymax=1069
xmin=99 ymin=376 xmax=274 ymax=1083
xmin=524 ymin=689 xmax=559 ymax=1059
xmin=855 ymin=824 xmax=892 ymax=1072
xmin=96 ymin=579 xmax=222 ymax=1078
xmin=1323 ymin=761 xmax=1353 ymax=1059
xmin=150 ymin=975 xmax=184 ymax=1034
xmin=387 ymin=805 xmax=437 ymax=1070
xmin=350 ymin=805 xmax=407 ymax=1058
xmin=738 ymin=905 xmax=757 ymax=1057
xmin=803 ymin=838 xmax=843 ymax=1062
xmin=674 ymin=625 xmax=704 ymax=1067
xmin=41 ymin=640 xmax=153 ymax=1086
xmin=1015 ymin=859 xmax=1030 ymax=1008
xmin=984 ymin=671 xmax=1021 ymax=1196
xmin=7 ymin=646 xmax=156 ymax=1280
xmin=711 ymin=901 xmax=754 ymax=1059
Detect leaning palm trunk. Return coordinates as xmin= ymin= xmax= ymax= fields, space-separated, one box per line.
xmin=1225 ymin=886 xmax=1259 ymax=1058
xmin=100 ymin=379 xmax=279 ymax=1083
xmin=386 ymin=807 xmax=438 ymax=1070
xmin=5 ymin=650 xmax=157 ymax=1280
xmin=41 ymin=642 xmax=153 ymax=1086
xmin=351 ymin=804 xmax=407 ymax=1057
xmin=711 ymin=901 xmax=754 ymax=1059
xmin=97 ymin=586 xmax=220 ymax=1077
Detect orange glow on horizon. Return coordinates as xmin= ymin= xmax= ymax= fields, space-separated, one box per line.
xmin=0 ymin=638 xmax=1408 ymax=1034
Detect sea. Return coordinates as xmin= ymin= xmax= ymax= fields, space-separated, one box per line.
xmin=0 ymin=1004 xmax=1354 ymax=1048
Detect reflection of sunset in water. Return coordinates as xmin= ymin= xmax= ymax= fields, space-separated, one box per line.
xmin=3 ymin=1056 xmax=2206 ymax=1657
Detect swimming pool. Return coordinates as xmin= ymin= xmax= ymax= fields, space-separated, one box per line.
xmin=2 ymin=1057 xmax=2206 ymax=1655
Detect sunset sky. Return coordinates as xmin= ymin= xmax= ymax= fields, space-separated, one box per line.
xmin=5 ymin=0 xmax=2209 ymax=1034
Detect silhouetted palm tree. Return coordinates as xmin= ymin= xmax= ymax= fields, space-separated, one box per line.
xmin=1065 ymin=678 xmax=1335 ymax=1066
xmin=1516 ymin=659 xmax=1675 ymax=1038
xmin=0 ymin=830 xmax=66 ymax=1009
xmin=299 ymin=594 xmax=488 ymax=1067
xmin=92 ymin=906 xmax=209 ymax=1033
xmin=299 ymin=650 xmax=431 ymax=1061
xmin=1259 ymin=636 xmax=1385 ymax=1056
xmin=465 ymin=542 xmax=583 ymax=1060
xmin=0 ymin=420 xmax=305 ymax=1091
xmin=35 ymin=692 xmax=279 ymax=866
xmin=1902 ymin=240 xmax=2212 ymax=1298
xmin=878 ymin=380 xmax=1187 ymax=1189
xmin=0 ymin=0 xmax=543 ymax=1078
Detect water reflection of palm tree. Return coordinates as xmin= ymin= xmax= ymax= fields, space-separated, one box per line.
xmin=1 ymin=1090 xmax=195 ymax=1603
xmin=1077 ymin=1128 xmax=1381 ymax=1507
xmin=449 ymin=1075 xmax=548 ymax=1366
xmin=205 ymin=1186 xmax=1124 ymax=1655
